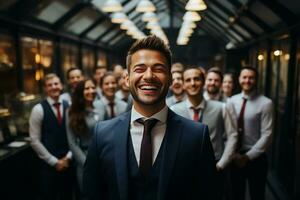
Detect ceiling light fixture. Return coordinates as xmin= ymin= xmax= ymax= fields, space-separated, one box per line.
xmin=102 ymin=0 xmax=122 ymax=13
xmin=185 ymin=0 xmax=207 ymax=11
xmin=136 ymin=0 xmax=156 ymax=12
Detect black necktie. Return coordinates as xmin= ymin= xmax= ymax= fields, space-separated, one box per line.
xmin=237 ymin=98 xmax=247 ymax=151
xmin=137 ymin=118 xmax=158 ymax=176
xmin=108 ymin=102 xmax=115 ymax=118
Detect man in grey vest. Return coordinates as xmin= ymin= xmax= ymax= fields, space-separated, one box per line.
xmin=171 ymin=66 xmax=237 ymax=199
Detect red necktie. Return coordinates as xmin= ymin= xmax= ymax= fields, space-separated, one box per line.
xmin=53 ymin=103 xmax=62 ymax=125
xmin=137 ymin=118 xmax=158 ymax=177
xmin=109 ymin=102 xmax=115 ymax=118
xmin=237 ymin=98 xmax=247 ymax=151
xmin=192 ymin=107 xmax=201 ymax=122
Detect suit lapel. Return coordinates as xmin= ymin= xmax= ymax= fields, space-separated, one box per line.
xmin=114 ymin=112 xmax=131 ymax=200
xmin=158 ymin=109 xmax=183 ymax=200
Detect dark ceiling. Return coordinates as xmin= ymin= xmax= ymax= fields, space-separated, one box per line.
xmin=0 ymin=0 xmax=299 ymax=51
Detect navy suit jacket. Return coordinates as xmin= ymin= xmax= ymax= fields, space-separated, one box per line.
xmin=83 ymin=109 xmax=217 ymax=200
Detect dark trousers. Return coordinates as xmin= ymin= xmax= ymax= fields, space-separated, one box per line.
xmin=230 ymin=154 xmax=268 ymax=200
xmin=39 ymin=165 xmax=74 ymax=200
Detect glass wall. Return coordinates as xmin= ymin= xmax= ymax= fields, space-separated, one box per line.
xmin=60 ymin=42 xmax=79 ymax=78
xmin=82 ymin=47 xmax=95 ymax=78
xmin=97 ymin=50 xmax=107 ymax=67
xmin=21 ymin=36 xmax=54 ymax=94
xmin=0 ymin=34 xmax=17 ymax=106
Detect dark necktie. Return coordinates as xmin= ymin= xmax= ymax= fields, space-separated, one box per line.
xmin=108 ymin=102 xmax=115 ymax=118
xmin=53 ymin=102 xmax=62 ymax=125
xmin=137 ymin=118 xmax=158 ymax=177
xmin=237 ymin=98 xmax=247 ymax=151
xmin=191 ymin=107 xmax=201 ymax=122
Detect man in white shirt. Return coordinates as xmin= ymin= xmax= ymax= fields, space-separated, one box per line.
xmin=204 ymin=67 xmax=223 ymax=101
xmin=29 ymin=73 xmax=73 ymax=200
xmin=61 ymin=67 xmax=84 ymax=103
xmin=171 ymin=67 xmax=238 ymax=200
xmin=166 ymin=71 xmax=186 ymax=107
xmin=227 ymin=67 xmax=274 ymax=200
xmin=83 ymin=35 xmax=217 ymax=200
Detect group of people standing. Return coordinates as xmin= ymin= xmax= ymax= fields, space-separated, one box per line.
xmin=29 ymin=35 xmax=273 ymax=200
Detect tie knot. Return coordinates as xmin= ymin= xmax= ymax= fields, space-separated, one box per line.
xmin=109 ymin=102 xmax=114 ymax=106
xmin=137 ymin=118 xmax=158 ymax=134
xmin=53 ymin=102 xmax=60 ymax=107
xmin=191 ymin=107 xmax=201 ymax=113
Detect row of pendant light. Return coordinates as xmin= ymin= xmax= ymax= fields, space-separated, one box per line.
xmin=101 ymin=0 xmax=168 ymax=43
xmin=177 ymin=0 xmax=207 ymax=45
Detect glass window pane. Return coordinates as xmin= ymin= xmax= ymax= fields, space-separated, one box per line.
xmin=0 ymin=0 xmax=18 ymax=11
xmin=82 ymin=47 xmax=95 ymax=78
xmin=270 ymin=40 xmax=290 ymax=109
xmin=21 ymin=36 xmax=54 ymax=94
xmin=0 ymin=34 xmax=17 ymax=106
xmin=208 ymin=3 xmax=229 ymax=20
xmin=60 ymin=42 xmax=79 ymax=79
xmin=250 ymin=1 xmax=282 ymax=27
xmin=87 ymin=21 xmax=111 ymax=40
xmin=216 ymin=0 xmax=235 ymax=13
xmin=35 ymin=0 xmax=79 ymax=24
xmin=64 ymin=8 xmax=99 ymax=35
xmin=97 ymin=50 xmax=107 ymax=67
xmin=240 ymin=16 xmax=264 ymax=34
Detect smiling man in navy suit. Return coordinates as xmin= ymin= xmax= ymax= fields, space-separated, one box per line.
xmin=83 ymin=35 xmax=217 ymax=200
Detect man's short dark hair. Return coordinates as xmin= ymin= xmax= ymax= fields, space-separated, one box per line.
xmin=100 ymin=71 xmax=116 ymax=87
xmin=184 ymin=66 xmax=205 ymax=82
xmin=240 ymin=66 xmax=259 ymax=79
xmin=126 ymin=35 xmax=172 ymax=73
xmin=93 ymin=66 xmax=107 ymax=73
xmin=207 ymin=67 xmax=223 ymax=80
xmin=66 ymin=67 xmax=82 ymax=79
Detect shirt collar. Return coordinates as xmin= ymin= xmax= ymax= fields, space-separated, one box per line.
xmin=203 ymin=90 xmax=221 ymax=101
xmin=186 ymin=98 xmax=206 ymax=110
xmin=130 ymin=105 xmax=168 ymax=124
xmin=241 ymin=90 xmax=257 ymax=100
xmin=47 ymin=96 xmax=63 ymax=106
xmin=102 ymin=96 xmax=115 ymax=105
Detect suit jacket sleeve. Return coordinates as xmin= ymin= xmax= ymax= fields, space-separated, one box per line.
xmin=198 ymin=125 xmax=217 ymax=200
xmin=83 ymin=123 xmax=103 ymax=200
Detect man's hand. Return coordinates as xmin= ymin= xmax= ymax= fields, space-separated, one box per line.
xmin=55 ymin=157 xmax=70 ymax=172
xmin=233 ymin=153 xmax=249 ymax=168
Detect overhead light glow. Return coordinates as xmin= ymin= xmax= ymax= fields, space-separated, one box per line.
xmin=257 ymin=54 xmax=264 ymax=61
xmin=111 ymin=12 xmax=127 ymax=23
xmin=274 ymin=50 xmax=282 ymax=57
xmin=102 ymin=0 xmax=122 ymax=13
xmin=185 ymin=0 xmax=207 ymax=11
xmin=183 ymin=11 xmax=201 ymax=21
xmin=136 ymin=0 xmax=156 ymax=12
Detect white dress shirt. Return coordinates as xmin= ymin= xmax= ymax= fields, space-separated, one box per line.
xmin=184 ymin=98 xmax=237 ymax=168
xmin=185 ymin=98 xmax=205 ymax=120
xmin=203 ymin=90 xmax=222 ymax=101
xmin=29 ymin=96 xmax=72 ymax=167
xmin=101 ymin=96 xmax=117 ymax=118
xmin=227 ymin=91 xmax=274 ymax=160
xmin=130 ymin=105 xmax=168 ymax=166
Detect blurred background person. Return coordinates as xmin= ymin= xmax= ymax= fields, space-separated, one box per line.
xmin=61 ymin=67 xmax=84 ymax=104
xmin=95 ymin=72 xmax=127 ymax=119
xmin=222 ymin=72 xmax=235 ymax=102
xmin=113 ymin=64 xmax=124 ymax=80
xmin=167 ymin=62 xmax=185 ymax=98
xmin=29 ymin=74 xmax=73 ymax=200
xmin=116 ymin=70 xmax=132 ymax=103
xmin=66 ymin=79 xmax=105 ymax=199
xmin=204 ymin=67 xmax=223 ymax=101
xmin=93 ymin=66 xmax=107 ymax=100
xmin=166 ymin=71 xmax=186 ymax=107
